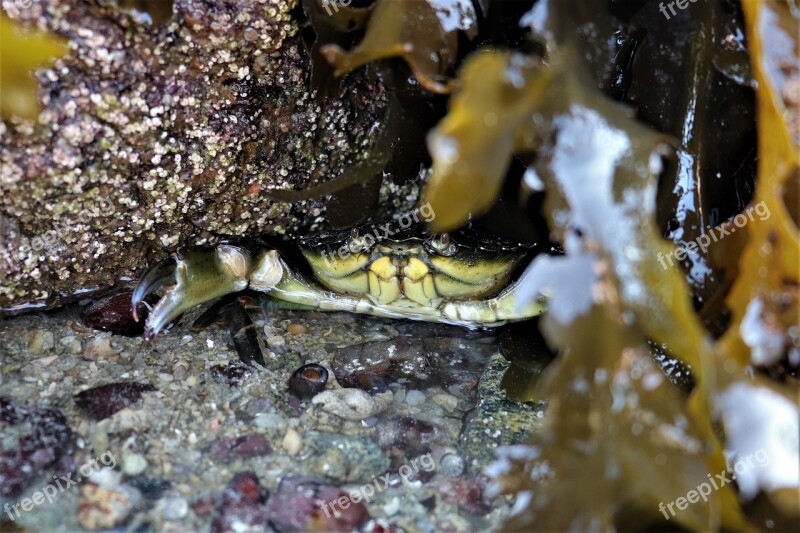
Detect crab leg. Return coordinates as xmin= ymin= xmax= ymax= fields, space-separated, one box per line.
xmin=134 ymin=245 xmax=254 ymax=339
xmin=440 ymin=281 xmax=547 ymax=325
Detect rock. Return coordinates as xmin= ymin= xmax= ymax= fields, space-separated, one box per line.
xmin=282 ymin=428 xmax=303 ymax=455
xmin=76 ymin=483 xmax=142 ymax=530
xmin=286 ymin=323 xmax=308 ymax=335
xmin=358 ymin=518 xmax=408 ymax=533
xmin=460 ymin=353 xmax=545 ymax=475
xmin=84 ymin=337 xmax=124 ymax=358
xmin=209 ymin=434 xmax=273 ymax=463
xmin=332 ymin=337 xmax=430 ymax=392
xmin=74 ymin=382 xmax=156 ymax=421
xmin=211 ymin=472 xmax=269 ymax=532
xmin=267 ymin=475 xmax=369 ymax=532
xmin=24 ymin=329 xmax=54 ymax=355
xmin=159 ymin=495 xmax=189 ymax=521
xmin=0 ymin=397 xmax=72 ymax=498
xmin=306 ymin=433 xmax=390 ymax=484
xmin=404 ymin=390 xmax=426 ymax=406
xmin=209 ymin=361 xmax=252 ymax=386
xmin=437 ymin=477 xmax=491 ymax=515
xmin=376 ymin=416 xmax=444 ymax=457
xmin=121 ymin=451 xmax=148 ymax=476
xmin=253 ymin=412 xmax=287 ymax=431
xmin=81 ymin=290 xmax=157 ymax=336
xmin=58 ymin=335 xmax=83 ymax=354
xmin=312 ymin=389 xmax=393 ymax=421
xmin=432 ymin=392 xmax=459 ymax=412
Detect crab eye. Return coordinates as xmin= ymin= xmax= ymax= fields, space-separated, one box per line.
xmin=427 ymin=233 xmax=458 ymax=257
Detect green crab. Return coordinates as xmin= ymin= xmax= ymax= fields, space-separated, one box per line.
xmin=133 ymin=218 xmax=550 ymax=341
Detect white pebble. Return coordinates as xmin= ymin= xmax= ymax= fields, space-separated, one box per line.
xmin=282 ymin=428 xmax=303 ymax=455
xmin=312 ymin=389 xmax=393 ymax=421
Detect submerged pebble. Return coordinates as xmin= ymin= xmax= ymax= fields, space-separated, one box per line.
xmin=211 ymin=472 xmax=269 ymax=532
xmin=76 ymin=483 xmax=142 ymax=530
xmin=25 ymin=329 xmax=54 ymax=355
xmin=74 ymin=382 xmax=156 ymax=421
xmin=312 ymin=389 xmax=393 ymax=421
xmin=282 ymin=428 xmax=303 ymax=455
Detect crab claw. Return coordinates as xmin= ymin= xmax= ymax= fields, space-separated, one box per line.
xmin=132 ymin=257 xmax=176 ymax=322
xmin=137 ymin=245 xmax=253 ymax=340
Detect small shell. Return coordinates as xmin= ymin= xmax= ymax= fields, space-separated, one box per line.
xmin=288 ymin=364 xmax=329 ymax=399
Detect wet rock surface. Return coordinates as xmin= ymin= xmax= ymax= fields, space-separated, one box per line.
xmin=0 ymin=306 xmax=547 ymax=531
xmin=460 ymin=353 xmax=546 ymax=475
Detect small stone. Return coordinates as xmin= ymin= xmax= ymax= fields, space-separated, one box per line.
xmin=33 ymin=355 xmax=59 ymax=367
xmin=210 ymin=362 xmax=252 ymax=386
xmin=211 ymin=472 xmax=269 ymax=532
xmin=85 ymin=337 xmax=123 ymax=358
xmin=266 ymin=335 xmax=285 ymax=346
xmin=74 ymin=382 xmax=157 ymax=421
xmin=159 ymin=496 xmax=189 ymax=520
xmin=437 ymin=477 xmax=491 ymax=515
xmin=173 ymin=364 xmax=188 ymax=381
xmin=383 ymin=497 xmax=401 ymax=516
xmin=25 ymin=329 xmax=54 ymax=355
xmin=286 ymin=323 xmax=308 ymax=335
xmin=312 ymin=389 xmax=393 ymax=421
xmin=76 ymin=483 xmax=141 ymax=530
xmin=253 ymin=413 xmax=286 ymax=430
xmin=121 ymin=451 xmax=148 ymax=476
xmin=81 ymin=291 xmax=157 ymax=336
xmin=405 ymin=390 xmax=426 ymax=406
xmin=0 ymin=398 xmax=72 ymax=498
xmin=243 ymin=398 xmax=273 ymax=417
xmin=267 ymin=475 xmax=369 ymax=531
xmin=209 ymin=434 xmax=273 ymax=462
xmin=282 ymin=428 xmax=302 ymax=455
xmin=432 ymin=392 xmax=458 ymax=412
xmin=59 ymin=335 xmax=83 ymax=354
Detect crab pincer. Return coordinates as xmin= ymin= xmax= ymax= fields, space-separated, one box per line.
xmin=132 ymin=246 xmax=255 ymax=339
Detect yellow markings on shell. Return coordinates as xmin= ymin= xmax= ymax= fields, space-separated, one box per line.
xmin=302 ymin=249 xmax=371 ymax=295
xmin=302 ymin=249 xmax=371 ymax=277
xmin=369 ymin=256 xmax=401 ymax=304
xmin=315 ymin=270 xmax=370 ymax=296
xmin=402 ymin=258 xmax=435 ymax=306
xmin=429 ymin=255 xmax=518 ymax=298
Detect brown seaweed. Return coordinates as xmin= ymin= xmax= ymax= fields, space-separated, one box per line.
xmin=0 ymin=14 xmax=66 ymax=120
xmin=320 ymin=0 xmax=479 ymax=94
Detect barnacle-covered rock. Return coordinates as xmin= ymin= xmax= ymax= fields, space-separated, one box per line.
xmin=0 ymin=0 xmax=392 ymax=312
